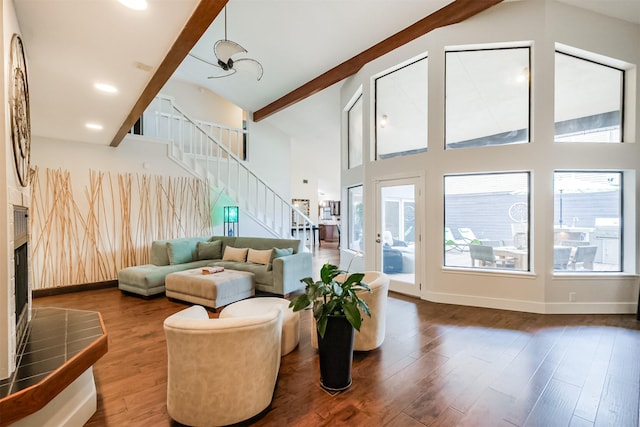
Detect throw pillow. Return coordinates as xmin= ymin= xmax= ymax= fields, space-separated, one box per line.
xmin=269 ymin=247 xmax=293 ymax=270
xmin=167 ymin=241 xmax=195 ymax=265
xmin=222 ymin=246 xmax=249 ymax=262
xmin=247 ymin=248 xmax=273 ymax=265
xmin=197 ymin=240 xmax=223 ymax=260
xmin=273 ymin=247 xmax=293 ymax=258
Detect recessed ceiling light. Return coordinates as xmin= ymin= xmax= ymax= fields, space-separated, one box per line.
xmin=94 ymin=82 xmax=118 ymax=93
xmin=86 ymin=123 xmax=103 ymax=131
xmin=118 ymin=0 xmax=147 ymax=11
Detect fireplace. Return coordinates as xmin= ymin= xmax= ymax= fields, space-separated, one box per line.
xmin=14 ymin=206 xmax=28 ymax=349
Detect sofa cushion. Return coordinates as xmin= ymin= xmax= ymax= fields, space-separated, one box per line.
xmin=150 ymin=241 xmax=170 ymax=266
xmin=223 ymin=246 xmax=249 ymax=262
xmin=210 ymin=261 xmax=273 ymax=286
xmin=167 ymin=241 xmax=196 ymax=265
xmin=269 ymin=247 xmax=293 ymax=271
xmin=247 ymin=248 xmax=272 ymax=265
xmin=197 ymin=240 xmax=223 ymax=260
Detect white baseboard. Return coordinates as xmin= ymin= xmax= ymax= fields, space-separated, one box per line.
xmin=423 ymin=291 xmax=638 ymax=315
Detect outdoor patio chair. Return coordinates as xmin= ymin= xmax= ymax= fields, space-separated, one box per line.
xmin=569 ymin=245 xmax=598 ymax=270
xmin=445 ymin=227 xmax=466 ymax=251
xmin=469 ymin=244 xmax=515 ymax=268
xmin=458 ymin=227 xmax=480 ymax=244
xmin=553 ymin=246 xmax=572 ymax=270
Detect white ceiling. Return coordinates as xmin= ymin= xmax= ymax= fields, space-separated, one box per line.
xmin=13 ymin=0 xmax=640 ymax=147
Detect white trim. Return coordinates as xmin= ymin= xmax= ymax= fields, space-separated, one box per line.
xmin=424 ymin=290 xmax=637 ymax=314
xmin=424 ymin=290 xmax=546 ymax=313
xmin=545 ymin=302 xmax=637 ymax=314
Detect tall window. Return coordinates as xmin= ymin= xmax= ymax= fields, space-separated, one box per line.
xmin=348 ymin=94 xmax=363 ymax=168
xmin=444 ymin=173 xmax=530 ymax=271
xmin=375 ymin=56 xmax=428 ymax=159
xmin=348 ymin=185 xmax=364 ymax=252
xmin=555 ymin=51 xmax=624 ymax=142
xmin=553 ymin=172 xmax=622 ymax=272
xmin=446 ymin=47 xmax=530 ymax=149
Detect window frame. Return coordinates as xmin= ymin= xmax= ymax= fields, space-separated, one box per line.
xmin=347 ymin=93 xmax=364 ymax=169
xmin=374 ymin=55 xmax=429 ymax=160
xmin=443 ymin=171 xmax=531 ymax=272
xmin=347 ymin=185 xmax=364 ymax=252
xmin=444 ymin=45 xmax=532 ymax=150
xmin=553 ymin=170 xmax=623 ymax=273
xmin=554 ymin=50 xmax=625 ymax=143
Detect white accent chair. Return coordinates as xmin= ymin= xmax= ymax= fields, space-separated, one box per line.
xmin=163 ymin=305 xmax=282 ymax=427
xmin=311 ymin=271 xmax=390 ymax=351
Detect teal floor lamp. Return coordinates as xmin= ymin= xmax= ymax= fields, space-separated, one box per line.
xmin=224 ymin=206 xmax=239 ymax=236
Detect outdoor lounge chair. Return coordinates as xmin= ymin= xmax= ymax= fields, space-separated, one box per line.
xmin=458 ymin=227 xmax=480 ymax=244
xmin=445 ymin=227 xmax=466 ymax=251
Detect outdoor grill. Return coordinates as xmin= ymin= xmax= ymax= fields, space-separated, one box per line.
xmin=593 ymin=218 xmax=620 ymax=265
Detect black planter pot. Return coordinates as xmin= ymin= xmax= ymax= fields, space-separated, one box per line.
xmin=317 ymin=315 xmax=355 ymax=391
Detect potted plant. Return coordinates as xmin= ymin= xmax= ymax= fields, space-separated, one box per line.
xmin=289 ymin=263 xmax=371 ymax=390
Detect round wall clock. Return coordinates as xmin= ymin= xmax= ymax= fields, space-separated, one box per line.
xmin=9 ymin=33 xmax=31 ymax=188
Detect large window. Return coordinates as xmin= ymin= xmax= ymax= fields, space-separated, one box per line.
xmin=375 ymin=56 xmax=428 ymax=159
xmin=446 ymin=47 xmax=530 ymax=149
xmin=348 ymin=185 xmax=364 ymax=252
xmin=555 ymin=51 xmax=623 ymax=143
xmin=348 ymin=94 xmax=363 ymax=168
xmin=444 ymin=173 xmax=530 ymax=271
xmin=553 ymin=172 xmax=622 ymax=272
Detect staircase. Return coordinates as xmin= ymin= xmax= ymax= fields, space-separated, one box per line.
xmin=141 ymin=94 xmax=316 ymax=251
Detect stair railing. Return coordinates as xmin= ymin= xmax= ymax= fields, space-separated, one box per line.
xmin=141 ymin=94 xmax=316 ymax=250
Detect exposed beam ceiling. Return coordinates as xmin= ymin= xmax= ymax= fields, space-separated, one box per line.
xmin=109 ymin=0 xmax=227 ymax=147
xmin=252 ymin=0 xmax=503 ymax=122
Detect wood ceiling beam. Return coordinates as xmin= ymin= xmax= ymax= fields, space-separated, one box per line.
xmin=253 ymin=0 xmax=503 ymax=122
xmin=110 ymin=0 xmax=228 ymax=147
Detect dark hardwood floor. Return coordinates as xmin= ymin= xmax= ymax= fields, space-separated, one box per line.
xmin=33 ymin=246 xmax=640 ymax=426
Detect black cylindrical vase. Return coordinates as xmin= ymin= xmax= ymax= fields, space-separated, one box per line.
xmin=318 ymin=315 xmax=355 ymax=391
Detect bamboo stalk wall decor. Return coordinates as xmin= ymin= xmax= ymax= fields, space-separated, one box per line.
xmin=30 ymin=167 xmax=212 ymax=289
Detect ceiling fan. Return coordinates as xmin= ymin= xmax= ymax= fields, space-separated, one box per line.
xmin=189 ymin=6 xmax=263 ymax=81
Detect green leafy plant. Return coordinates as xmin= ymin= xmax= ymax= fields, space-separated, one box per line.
xmin=289 ymin=263 xmax=371 ymax=338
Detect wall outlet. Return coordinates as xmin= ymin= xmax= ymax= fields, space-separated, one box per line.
xmin=569 ymin=292 xmax=576 ymax=302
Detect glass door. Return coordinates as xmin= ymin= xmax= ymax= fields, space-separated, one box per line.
xmin=375 ymin=177 xmax=421 ymax=296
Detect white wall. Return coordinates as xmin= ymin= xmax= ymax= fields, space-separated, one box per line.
xmin=161 ymin=78 xmax=243 ymax=129
xmin=340 ymin=0 xmax=640 ymax=314
xmin=245 ymin=118 xmax=292 ymax=202
xmin=290 ymin=134 xmax=340 ymax=223
xmin=32 ymin=135 xmax=191 ymax=179
xmin=2 ymin=0 xmax=32 ymax=380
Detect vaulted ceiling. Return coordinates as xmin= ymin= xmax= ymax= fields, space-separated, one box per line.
xmin=13 ymin=0 xmax=640 ymax=149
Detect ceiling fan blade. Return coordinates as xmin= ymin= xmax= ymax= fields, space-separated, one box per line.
xmin=232 ymin=58 xmax=264 ymax=81
xmin=188 ymin=52 xmax=223 ymax=69
xmin=214 ymin=39 xmax=246 ymax=63
xmin=207 ymin=68 xmax=237 ymax=79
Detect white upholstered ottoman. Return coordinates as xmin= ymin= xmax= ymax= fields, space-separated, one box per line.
xmin=165 ymin=268 xmax=255 ymax=310
xmin=219 ymin=297 xmax=300 ymax=355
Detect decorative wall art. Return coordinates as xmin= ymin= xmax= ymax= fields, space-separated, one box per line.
xmin=9 ymin=33 xmax=31 ymax=187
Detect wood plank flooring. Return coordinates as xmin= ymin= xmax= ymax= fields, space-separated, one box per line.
xmin=32 ymin=247 xmax=640 ymax=426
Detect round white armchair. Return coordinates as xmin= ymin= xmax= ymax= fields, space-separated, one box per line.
xmin=311 ymin=271 xmax=389 ymax=351
xmin=163 ymin=305 xmax=282 ymax=427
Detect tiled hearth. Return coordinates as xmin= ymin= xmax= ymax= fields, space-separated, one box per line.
xmin=0 ymin=307 xmax=107 ymax=425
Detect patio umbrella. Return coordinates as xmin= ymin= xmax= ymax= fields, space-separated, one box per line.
xmin=554 ymin=173 xmax=618 ymax=227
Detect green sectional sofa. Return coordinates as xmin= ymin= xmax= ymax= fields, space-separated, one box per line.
xmin=117 ymin=235 xmax=311 ymax=297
